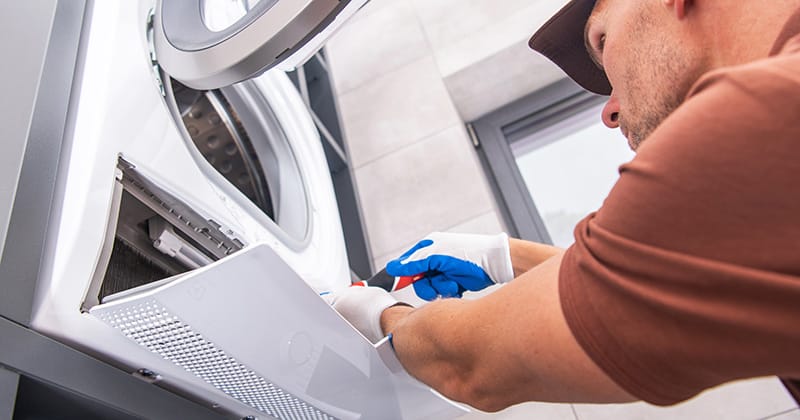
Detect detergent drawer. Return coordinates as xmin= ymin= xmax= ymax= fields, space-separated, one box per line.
xmin=89 ymin=243 xmax=468 ymax=420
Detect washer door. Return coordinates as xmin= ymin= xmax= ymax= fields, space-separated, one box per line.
xmin=154 ymin=0 xmax=366 ymax=90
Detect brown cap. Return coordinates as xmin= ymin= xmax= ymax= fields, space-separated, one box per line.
xmin=529 ymin=0 xmax=612 ymax=95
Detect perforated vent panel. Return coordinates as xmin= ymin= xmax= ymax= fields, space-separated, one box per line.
xmin=97 ymin=300 xmax=337 ymax=419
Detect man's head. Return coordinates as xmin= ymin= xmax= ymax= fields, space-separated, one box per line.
xmin=530 ymin=0 xmax=707 ymax=150
xmin=530 ymin=0 xmax=792 ymax=150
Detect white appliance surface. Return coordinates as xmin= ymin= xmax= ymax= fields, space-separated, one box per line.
xmin=19 ymin=1 xmax=468 ymax=418
xmin=90 ymin=243 xmax=468 ymax=419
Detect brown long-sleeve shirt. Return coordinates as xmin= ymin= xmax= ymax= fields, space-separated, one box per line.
xmin=559 ymin=10 xmax=800 ymax=405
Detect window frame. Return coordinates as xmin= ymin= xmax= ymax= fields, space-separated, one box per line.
xmin=469 ymin=78 xmax=607 ymax=244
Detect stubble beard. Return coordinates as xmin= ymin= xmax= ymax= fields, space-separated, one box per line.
xmin=621 ymin=12 xmax=701 ymax=150
xmin=624 ymin=89 xmax=684 ymax=150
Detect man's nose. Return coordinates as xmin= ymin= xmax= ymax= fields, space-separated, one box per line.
xmin=602 ymin=93 xmax=621 ymax=129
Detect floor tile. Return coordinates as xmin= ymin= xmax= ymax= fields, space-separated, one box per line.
xmin=336 ymin=56 xmax=462 ymax=168
xmin=327 ymin=0 xmax=430 ymax=95
xmin=445 ymin=211 xmax=506 ymax=236
xmin=432 ymin=0 xmax=567 ymax=77
xmin=410 ymin=0 xmax=533 ymax=52
xmin=444 ymin=40 xmax=566 ymax=121
xmin=573 ymin=377 xmax=798 ymax=420
xmin=354 ymin=124 xmax=495 ymax=257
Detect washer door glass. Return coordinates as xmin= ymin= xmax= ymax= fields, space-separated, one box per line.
xmin=154 ymin=0 xmax=368 ymax=90
xmin=169 ymin=77 xmax=310 ymax=243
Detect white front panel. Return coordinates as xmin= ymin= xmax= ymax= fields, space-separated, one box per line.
xmin=90 ymin=244 xmax=468 ymax=419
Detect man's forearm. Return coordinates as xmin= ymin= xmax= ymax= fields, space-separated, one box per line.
xmin=380 ymin=298 xmax=490 ymax=407
xmin=509 ymin=238 xmax=562 ymax=276
xmin=378 ymin=253 xmax=635 ymax=411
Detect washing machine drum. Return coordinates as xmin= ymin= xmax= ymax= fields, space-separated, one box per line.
xmin=154 ymin=0 xmax=367 ymax=90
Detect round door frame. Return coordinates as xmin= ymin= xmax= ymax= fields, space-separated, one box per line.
xmin=154 ymin=0 xmax=348 ymax=90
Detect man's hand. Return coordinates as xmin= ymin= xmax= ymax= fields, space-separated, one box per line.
xmin=385 ymin=232 xmax=514 ymax=301
xmin=322 ymin=287 xmax=410 ymax=342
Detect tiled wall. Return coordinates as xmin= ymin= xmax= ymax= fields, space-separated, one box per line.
xmin=327 ymin=1 xmax=506 ymax=270
xmin=326 ymin=0 xmax=570 ymax=270
xmin=324 ymin=0 xmax=800 ymax=418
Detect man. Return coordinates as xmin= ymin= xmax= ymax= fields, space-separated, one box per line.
xmin=326 ymin=0 xmax=800 ymax=411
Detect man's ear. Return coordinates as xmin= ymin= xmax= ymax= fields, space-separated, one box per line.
xmin=663 ymin=0 xmax=693 ymax=19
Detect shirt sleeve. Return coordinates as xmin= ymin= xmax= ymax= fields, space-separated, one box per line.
xmin=559 ymin=59 xmax=800 ymax=405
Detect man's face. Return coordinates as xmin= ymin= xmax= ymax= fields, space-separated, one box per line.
xmin=585 ymin=0 xmax=706 ymax=150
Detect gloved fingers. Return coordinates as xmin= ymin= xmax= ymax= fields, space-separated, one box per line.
xmin=396 ymin=239 xmax=435 ymax=262
xmin=412 ymin=278 xmax=439 ymax=301
xmin=390 ymin=253 xmax=462 ymax=277
xmin=452 ymin=271 xmax=493 ymax=292
xmin=427 ymin=255 xmax=494 ymax=291
xmin=429 ymin=274 xmax=461 ymax=298
xmin=386 ymin=257 xmax=431 ymax=277
xmin=426 ymin=254 xmax=483 ymax=276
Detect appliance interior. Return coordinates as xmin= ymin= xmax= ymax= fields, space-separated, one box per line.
xmin=171 ymin=80 xmax=276 ymax=219
xmin=83 ymin=74 xmax=313 ymax=310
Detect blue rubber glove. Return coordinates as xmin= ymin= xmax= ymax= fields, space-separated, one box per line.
xmin=385 ymin=232 xmax=513 ymax=301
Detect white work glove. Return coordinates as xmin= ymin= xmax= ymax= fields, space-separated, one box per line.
xmin=385 ymin=232 xmax=514 ymax=301
xmin=323 ymin=287 xmax=409 ymax=343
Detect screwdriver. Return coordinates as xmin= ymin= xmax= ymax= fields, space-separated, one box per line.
xmin=351 ymin=268 xmax=425 ymax=292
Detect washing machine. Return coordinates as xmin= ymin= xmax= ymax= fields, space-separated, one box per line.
xmin=15 ymin=0 xmax=469 ymax=418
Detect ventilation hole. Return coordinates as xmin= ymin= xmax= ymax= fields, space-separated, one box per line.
xmin=97 ymin=301 xmax=336 ymax=419
xmin=225 ymin=144 xmax=238 ymax=156
xmin=207 ymin=135 xmax=220 ymax=149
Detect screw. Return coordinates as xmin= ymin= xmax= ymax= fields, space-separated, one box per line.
xmin=134 ymin=368 xmax=162 ymax=383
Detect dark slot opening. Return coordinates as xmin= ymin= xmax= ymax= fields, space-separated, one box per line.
xmin=84 ymin=159 xmax=243 ymax=308
xmin=97 ymin=189 xmax=195 ymax=299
